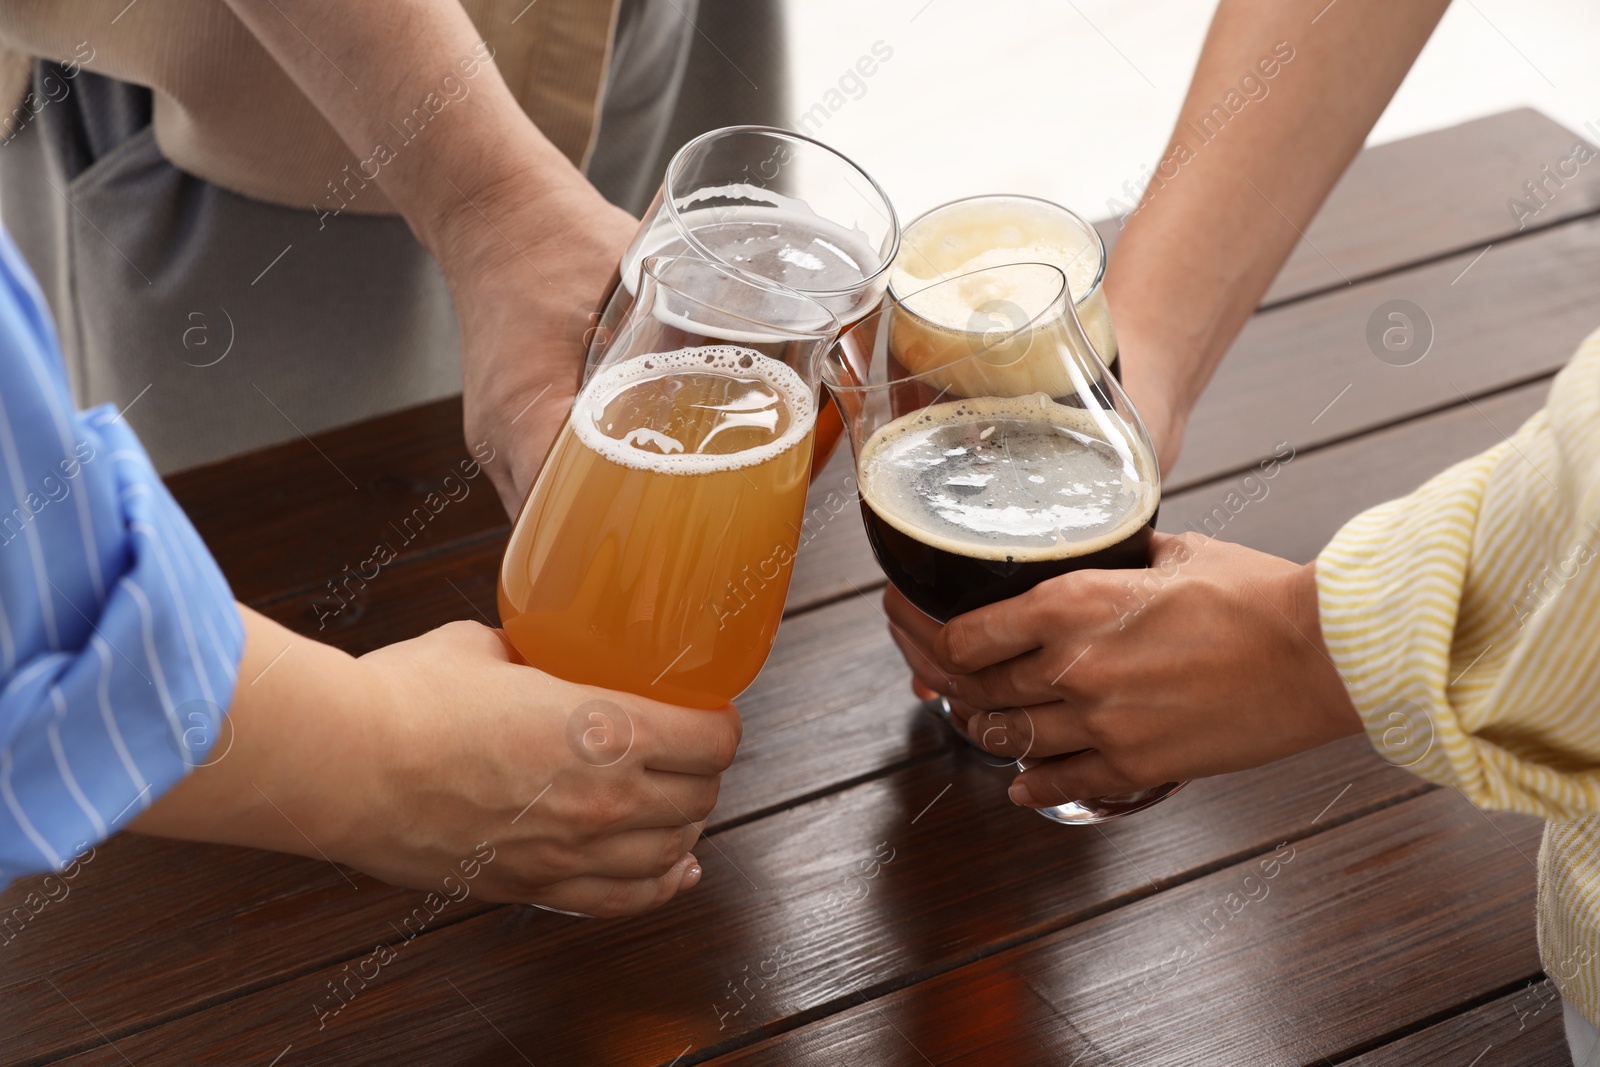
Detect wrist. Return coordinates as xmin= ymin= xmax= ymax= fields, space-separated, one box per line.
xmin=419 ymin=136 xmax=622 ymax=285
xmin=1103 ymin=263 xmax=1230 ymax=461
xmin=306 ymin=652 xmax=408 ymax=856
xmin=131 ymin=618 xmax=384 ymax=861
xmin=1116 ymin=343 xmax=1192 ymax=476
xmin=235 ymin=639 xmax=383 ymax=859
xmin=1137 ymin=387 xmax=1189 ymax=478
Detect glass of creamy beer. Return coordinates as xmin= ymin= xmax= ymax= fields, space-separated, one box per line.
xmin=499 ymin=255 xmax=838 ymax=709
xmin=892 ymin=195 xmax=1117 ymax=376
xmin=823 ymin=262 xmax=1186 ymax=824
xmin=587 ymin=126 xmax=900 ymax=481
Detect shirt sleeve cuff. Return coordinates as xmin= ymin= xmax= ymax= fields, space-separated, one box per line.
xmin=1316 ymin=441 xmax=1510 ymax=803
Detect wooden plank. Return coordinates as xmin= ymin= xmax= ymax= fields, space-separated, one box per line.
xmin=780 ymin=201 xmax=1591 ymax=581
xmin=1347 ymin=985 xmax=1570 ymax=1067
xmin=1165 ymin=215 xmax=1600 ymax=492
xmin=36 ymin=738 xmax=1429 ymax=1066
xmin=1096 ymin=109 xmax=1600 ymax=304
xmin=1159 ymin=379 xmax=1552 ymax=562
xmin=259 ymin=529 xmax=508 ymax=652
xmin=709 ymin=594 xmax=948 ymax=826
xmin=697 ymin=794 xmax=1540 ymax=1067
xmin=1264 ymin=108 xmax=1600 ymax=303
xmin=166 ymin=111 xmax=1593 ymax=612
xmin=166 ymin=396 xmax=507 ymax=607
xmin=0 ymin=836 xmax=493 ymax=1066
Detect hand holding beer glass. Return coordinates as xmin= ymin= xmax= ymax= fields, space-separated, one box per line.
xmin=499 ymin=256 xmax=838 ymax=709
xmin=824 ymin=259 xmax=1186 ymax=824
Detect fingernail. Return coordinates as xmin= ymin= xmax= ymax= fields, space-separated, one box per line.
xmin=1008 ymin=780 xmax=1036 ymax=807
xmin=681 ymin=859 xmax=703 ymax=889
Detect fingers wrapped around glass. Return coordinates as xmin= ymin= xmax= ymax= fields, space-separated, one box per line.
xmin=823 ymin=261 xmax=1186 ymax=824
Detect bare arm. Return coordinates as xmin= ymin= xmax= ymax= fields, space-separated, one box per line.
xmin=132 ymin=605 xmax=739 ymax=916
xmin=1107 ymin=0 xmax=1452 ymax=472
xmin=220 ymin=0 xmax=638 ymax=512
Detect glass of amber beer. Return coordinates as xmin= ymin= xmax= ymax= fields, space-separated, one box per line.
xmin=499 ymin=256 xmax=838 ymax=709
xmin=587 ymin=126 xmax=900 ymax=482
xmin=823 ymin=262 xmax=1186 ymax=824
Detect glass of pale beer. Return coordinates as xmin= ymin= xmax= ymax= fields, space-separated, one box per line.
xmin=893 ymin=195 xmax=1117 ymax=376
xmin=823 ymin=262 xmax=1186 ymax=824
xmin=586 ymin=126 xmax=900 ymax=481
xmin=499 ymin=255 xmax=839 ymax=709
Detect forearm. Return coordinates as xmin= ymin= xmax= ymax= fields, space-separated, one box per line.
xmin=131 ymin=606 xmax=383 ymax=859
xmin=218 ymin=1 xmax=608 ymax=266
xmin=223 ymin=0 xmax=637 ymax=513
xmin=1107 ymin=0 xmax=1450 ymax=442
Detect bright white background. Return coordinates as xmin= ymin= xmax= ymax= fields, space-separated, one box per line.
xmin=784 ymin=0 xmax=1600 ymax=221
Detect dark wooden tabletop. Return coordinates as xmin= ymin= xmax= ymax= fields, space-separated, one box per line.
xmin=4 ymin=108 xmax=1597 ymax=1067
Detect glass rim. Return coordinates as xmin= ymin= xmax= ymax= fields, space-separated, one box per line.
xmin=662 ymin=124 xmax=902 ymax=301
xmin=890 ymin=193 xmax=1107 ymax=309
xmin=639 ymin=253 xmax=842 ymax=341
xmin=820 ymin=261 xmax=1072 ymax=393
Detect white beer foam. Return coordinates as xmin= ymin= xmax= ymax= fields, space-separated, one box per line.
xmin=859 ymin=394 xmax=1158 ymax=563
xmin=895 ymin=247 xmax=1092 ymax=331
xmin=890 ymin=199 xmax=1101 ymax=329
xmin=574 ymin=346 xmax=816 ymax=476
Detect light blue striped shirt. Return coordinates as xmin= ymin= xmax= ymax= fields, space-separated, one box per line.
xmin=0 ymin=229 xmax=243 ymax=885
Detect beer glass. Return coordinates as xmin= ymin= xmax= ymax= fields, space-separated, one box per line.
xmin=891 ymin=195 xmax=1123 ymax=740
xmin=893 ymin=194 xmax=1117 ymax=376
xmin=499 ymin=255 xmax=839 ymax=709
xmin=587 ymin=125 xmax=900 ymax=480
xmin=823 ymin=262 xmax=1186 ymax=824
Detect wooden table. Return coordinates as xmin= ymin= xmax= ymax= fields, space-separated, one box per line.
xmin=4 ymin=108 xmax=1597 ymax=1066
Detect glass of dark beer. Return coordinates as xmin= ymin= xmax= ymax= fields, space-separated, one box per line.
xmin=823 ymin=261 xmax=1186 ymax=824
xmin=586 ymin=126 xmax=900 ymax=481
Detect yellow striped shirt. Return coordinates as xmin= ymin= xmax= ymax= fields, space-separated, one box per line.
xmin=1317 ymin=325 xmax=1600 ymax=1024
